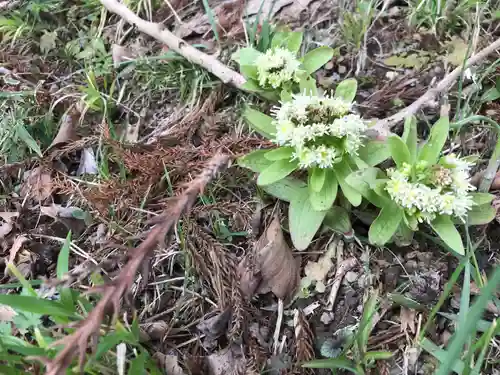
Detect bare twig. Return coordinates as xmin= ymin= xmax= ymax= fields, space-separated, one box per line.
xmin=326 ymin=257 xmax=357 ymax=310
xmin=99 ymin=0 xmax=246 ymax=89
xmin=375 ymin=37 xmax=500 ymax=133
xmin=35 ymin=153 xmax=230 ymax=375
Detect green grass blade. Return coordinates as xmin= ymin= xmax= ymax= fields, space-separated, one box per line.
xmin=57 ymin=231 xmax=71 ymax=279
xmin=201 ymin=0 xmax=219 ymax=42
xmin=435 ymin=268 xmax=500 ymax=375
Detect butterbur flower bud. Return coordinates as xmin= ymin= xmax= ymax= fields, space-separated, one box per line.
xmin=385 ymin=155 xmax=476 ymax=223
xmin=271 ymin=93 xmax=366 ymax=169
xmin=255 ymin=48 xmax=304 ymax=89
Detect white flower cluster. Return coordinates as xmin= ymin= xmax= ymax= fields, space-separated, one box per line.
xmin=255 ymin=48 xmax=303 ymax=89
xmin=385 ymin=156 xmax=475 ymax=223
xmin=271 ymin=94 xmax=366 ymax=169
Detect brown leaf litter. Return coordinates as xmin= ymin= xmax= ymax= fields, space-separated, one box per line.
xmin=36 ymin=152 xmax=230 ymax=375
xmin=238 ymin=214 xmax=300 ymax=301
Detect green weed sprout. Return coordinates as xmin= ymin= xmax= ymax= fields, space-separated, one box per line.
xmin=232 ymin=30 xmax=334 ymax=99
xmin=346 ymin=116 xmax=495 ymax=255
xmin=239 ymin=79 xmax=389 ymax=250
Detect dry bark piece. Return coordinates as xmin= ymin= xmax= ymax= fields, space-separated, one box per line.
xmin=255 ymin=214 xmax=299 ymax=300
xmin=7 ymin=235 xmax=28 ymax=270
xmin=400 ymin=306 xmax=416 ymax=334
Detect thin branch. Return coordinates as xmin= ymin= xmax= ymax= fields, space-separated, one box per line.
xmin=34 ymin=152 xmax=230 ymax=375
xmin=375 ymin=37 xmax=500 ymax=132
xmin=99 ymin=0 xmax=246 ymax=89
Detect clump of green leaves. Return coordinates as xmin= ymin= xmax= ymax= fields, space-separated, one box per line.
xmin=0 ymin=237 xmax=161 ymax=374
xmin=232 ymin=30 xmax=334 ymax=99
xmin=239 ymin=79 xmax=391 ymax=250
xmin=346 ymin=116 xmax=495 ymax=254
xmin=341 ymin=0 xmax=376 ymax=50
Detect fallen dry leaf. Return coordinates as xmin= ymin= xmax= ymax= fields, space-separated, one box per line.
xmin=111 ymin=44 xmax=133 ymax=68
xmin=20 ymin=167 xmax=53 ymax=201
xmin=197 ymin=308 xmax=232 ymax=340
xmin=153 ymin=353 xmax=187 ymax=375
xmin=0 ymin=211 xmax=19 ymax=222
xmin=140 ymin=321 xmax=169 ymax=341
xmin=0 ymin=222 xmax=13 ymax=239
xmin=206 ymin=344 xmax=245 ymax=375
xmin=254 ymin=214 xmax=299 ymax=300
xmin=400 ymin=306 xmax=416 ymax=334
xmin=48 ymin=109 xmax=79 ymax=150
xmin=6 ymin=235 xmax=28 ymax=272
xmin=176 ymin=0 xmax=313 ymax=39
xmin=301 ymin=240 xmax=337 ymax=293
xmin=76 ymin=148 xmax=98 ymax=175
xmin=0 ymin=304 xmax=16 ymax=321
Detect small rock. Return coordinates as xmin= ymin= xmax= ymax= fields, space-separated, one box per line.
xmin=338 ymin=65 xmax=347 ymax=74
xmin=405 ymin=260 xmax=418 ymax=273
xmin=383 ymin=266 xmax=401 ymax=290
xmin=385 ymin=71 xmax=399 ymax=80
xmin=320 ymin=311 xmax=335 ymax=325
xmin=324 ymin=61 xmax=334 ymax=70
xmin=345 ymin=271 xmax=358 ymax=283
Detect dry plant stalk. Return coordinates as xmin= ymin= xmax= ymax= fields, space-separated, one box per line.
xmin=37 ymin=152 xmax=230 ymax=375
xmin=293 ymin=309 xmax=314 ymax=373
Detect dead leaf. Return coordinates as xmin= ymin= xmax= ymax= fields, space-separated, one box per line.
xmin=176 ymin=0 xmax=312 ymax=39
xmin=254 ymin=214 xmax=299 ymax=300
xmin=197 ymin=308 xmax=232 ymax=340
xmin=40 ymin=204 xmax=90 ymax=235
xmin=140 ymin=321 xmax=169 ymax=341
xmin=76 ymin=148 xmax=98 ymax=175
xmin=112 ymin=44 xmax=133 ymax=68
xmin=206 ymin=344 xmax=245 ymax=375
xmin=6 ymin=235 xmax=28 ymax=276
xmin=48 ymin=109 xmax=79 ymax=149
xmin=20 ymin=167 xmax=53 ymax=201
xmin=237 ymin=255 xmax=261 ymax=298
xmin=301 ymin=240 xmax=336 ymax=293
xmin=0 ymin=304 xmax=16 ymax=321
xmin=0 ymin=222 xmax=13 ymax=239
xmin=153 ymin=353 xmax=187 ymax=375
xmin=400 ymin=307 xmax=416 ymax=334
xmin=443 ymin=37 xmax=469 ymax=67
xmin=0 ymin=211 xmax=19 ymax=222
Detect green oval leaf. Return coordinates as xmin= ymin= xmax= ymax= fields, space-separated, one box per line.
xmin=257 ymin=159 xmax=298 ymax=186
xmin=333 ymin=160 xmax=362 ymax=207
xmin=470 ymin=192 xmax=495 ymax=205
xmin=271 ymin=31 xmax=303 ymax=53
xmin=264 ymin=147 xmax=295 ymax=161
xmin=301 ymin=46 xmax=334 ymax=74
xmin=368 ymin=204 xmax=403 ymax=246
xmin=243 ymin=106 xmax=276 ymax=139
xmin=309 ymin=170 xmax=338 ymax=211
xmin=418 ymin=116 xmax=450 ymax=165
xmin=323 ymin=206 xmax=352 ymax=234
xmin=309 ymin=168 xmax=326 ymax=192
xmin=334 ymin=78 xmax=358 ymax=103
xmin=262 ymin=177 xmax=307 ymax=202
xmin=358 ymin=139 xmax=391 ymax=166
xmin=232 ymin=47 xmax=262 ymax=65
xmin=237 ymin=149 xmax=273 ymax=172
xmin=465 ymin=205 xmax=496 ymax=225
xmin=402 ymin=116 xmax=418 ymax=162
xmin=289 ymin=189 xmax=328 ymax=250
xmin=388 ymin=135 xmax=411 ymax=168
xmin=240 ymin=65 xmax=258 ymax=79
xmin=430 ymin=215 xmax=464 ymax=255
